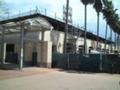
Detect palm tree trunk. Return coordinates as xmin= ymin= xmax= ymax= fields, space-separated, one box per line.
xmin=104 ymin=22 xmax=108 ymax=53
xmin=115 ymin=32 xmax=117 ymax=50
xmin=110 ymin=28 xmax=112 ymax=53
xmin=117 ymin=34 xmax=119 ymax=51
xmin=118 ymin=35 xmax=120 ymax=53
xmin=84 ymin=5 xmax=87 ymax=54
xmin=96 ymin=12 xmax=100 ymax=50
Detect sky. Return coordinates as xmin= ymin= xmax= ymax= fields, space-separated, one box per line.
xmin=2 ymin=0 xmax=120 ymax=40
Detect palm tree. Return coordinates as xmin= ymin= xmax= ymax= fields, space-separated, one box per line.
xmin=104 ymin=22 xmax=108 ymax=53
xmin=110 ymin=28 xmax=113 ymax=53
xmin=80 ymin=0 xmax=94 ymax=54
xmin=93 ymin=0 xmax=102 ymax=50
xmin=102 ymin=0 xmax=120 ymax=37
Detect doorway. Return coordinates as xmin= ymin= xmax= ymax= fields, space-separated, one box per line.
xmin=6 ymin=44 xmax=18 ymax=64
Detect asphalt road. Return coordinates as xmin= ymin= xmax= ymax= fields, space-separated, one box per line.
xmin=0 ymin=70 xmax=120 ymax=90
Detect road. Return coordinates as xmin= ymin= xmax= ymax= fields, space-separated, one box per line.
xmin=0 ymin=69 xmax=120 ymax=90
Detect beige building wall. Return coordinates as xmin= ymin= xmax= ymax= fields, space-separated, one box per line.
xmin=86 ymin=39 xmax=92 ymax=53
xmin=76 ymin=38 xmax=83 ymax=52
xmin=5 ymin=32 xmax=40 ymax=62
xmin=24 ymin=42 xmax=34 ymax=62
xmin=37 ymin=41 xmax=52 ymax=68
xmin=38 ymin=31 xmax=51 ymax=41
xmin=101 ymin=42 xmax=105 ymax=49
xmin=15 ymin=42 xmax=34 ymax=62
xmin=50 ymin=30 xmax=65 ymax=53
xmin=0 ymin=31 xmax=52 ymax=67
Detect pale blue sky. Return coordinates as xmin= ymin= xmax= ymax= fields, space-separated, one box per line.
xmin=3 ymin=0 xmax=120 ymax=40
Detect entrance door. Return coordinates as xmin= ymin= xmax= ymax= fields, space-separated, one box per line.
xmin=6 ymin=44 xmax=14 ymax=53
xmin=6 ymin=44 xmax=18 ymax=63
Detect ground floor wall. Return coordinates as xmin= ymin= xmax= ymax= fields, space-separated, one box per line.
xmin=1 ymin=41 xmax=52 ymax=68
xmin=37 ymin=41 xmax=52 ymax=68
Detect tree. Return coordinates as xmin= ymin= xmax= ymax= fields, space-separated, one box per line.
xmin=80 ymin=0 xmax=95 ymax=54
xmin=104 ymin=22 xmax=108 ymax=53
xmin=102 ymin=0 xmax=120 ymax=53
xmin=102 ymin=0 xmax=120 ymax=35
xmin=93 ymin=0 xmax=102 ymax=50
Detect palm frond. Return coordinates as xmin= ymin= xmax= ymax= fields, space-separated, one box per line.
xmin=93 ymin=0 xmax=103 ymax=12
xmin=81 ymin=0 xmax=94 ymax=5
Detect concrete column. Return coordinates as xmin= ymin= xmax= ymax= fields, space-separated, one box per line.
xmin=1 ymin=26 xmax=6 ymax=64
xmin=38 ymin=41 xmax=52 ymax=68
xmin=40 ymin=30 xmax=45 ymax=67
xmin=19 ymin=23 xmax=24 ymax=70
xmin=37 ymin=30 xmax=52 ymax=68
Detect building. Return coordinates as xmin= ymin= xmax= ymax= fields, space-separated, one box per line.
xmin=0 ymin=10 xmax=116 ymax=69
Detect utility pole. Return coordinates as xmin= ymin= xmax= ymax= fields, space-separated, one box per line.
xmin=63 ymin=0 xmax=69 ymax=53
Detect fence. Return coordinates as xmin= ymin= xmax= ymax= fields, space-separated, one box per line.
xmin=52 ymin=53 xmax=120 ymax=73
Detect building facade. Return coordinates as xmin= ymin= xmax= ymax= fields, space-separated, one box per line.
xmin=0 ymin=11 xmax=118 ymax=68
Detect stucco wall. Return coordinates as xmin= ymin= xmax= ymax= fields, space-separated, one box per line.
xmin=37 ymin=41 xmax=52 ymax=67
xmin=50 ymin=30 xmax=65 ymax=53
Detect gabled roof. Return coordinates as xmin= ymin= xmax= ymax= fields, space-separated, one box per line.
xmin=0 ymin=16 xmax=53 ymax=34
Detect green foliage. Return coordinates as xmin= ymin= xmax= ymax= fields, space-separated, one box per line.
xmin=102 ymin=0 xmax=120 ymax=34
